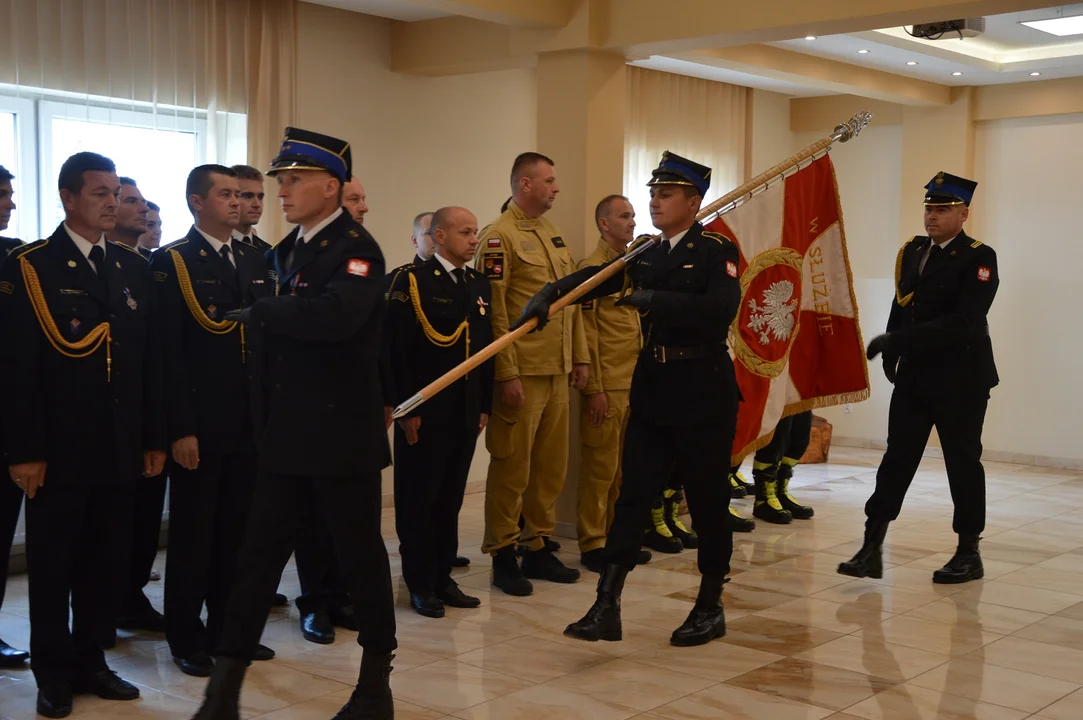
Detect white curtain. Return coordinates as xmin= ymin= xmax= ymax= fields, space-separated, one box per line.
xmin=0 ymin=0 xmax=296 ymax=243
xmin=624 ymin=66 xmax=749 ymax=229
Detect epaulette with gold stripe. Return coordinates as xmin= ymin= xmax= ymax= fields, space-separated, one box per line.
xmin=384 ymin=263 xmax=415 ymax=303
xmin=970 ymin=239 xmax=983 ymax=249
xmin=8 ymin=238 xmax=48 ymax=261
xmin=701 ymin=230 xmax=733 ymax=245
xmin=108 ymin=240 xmax=146 ymax=260
xmin=895 ymin=236 xmax=917 ymax=307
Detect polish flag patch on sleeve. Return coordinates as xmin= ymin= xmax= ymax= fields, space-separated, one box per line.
xmin=977 ymin=266 xmax=991 ymax=282
xmin=487 ymin=237 xmax=501 ymax=248
xmin=726 ymin=260 xmax=738 ymax=278
xmin=347 ymin=259 xmax=371 ymax=277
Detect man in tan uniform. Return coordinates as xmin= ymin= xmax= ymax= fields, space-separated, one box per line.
xmin=576 ymin=196 xmax=652 ymax=573
xmin=476 ymin=152 xmax=589 ymax=596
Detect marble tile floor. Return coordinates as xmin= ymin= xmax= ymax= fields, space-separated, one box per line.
xmin=4 ymin=447 xmax=1083 ymax=718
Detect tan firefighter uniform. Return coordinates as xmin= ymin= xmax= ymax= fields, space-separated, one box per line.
xmin=576 ymin=237 xmax=642 ymax=553
xmin=476 ymin=199 xmax=589 ymax=554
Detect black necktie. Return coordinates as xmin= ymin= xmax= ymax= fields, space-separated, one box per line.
xmin=220 ymin=244 xmax=235 ymax=267
xmin=660 ymin=239 xmax=670 ymax=255
xmin=922 ymin=244 xmax=941 ymax=276
xmin=89 ymin=245 xmax=108 ymax=295
xmin=452 ymin=268 xmax=470 ymax=304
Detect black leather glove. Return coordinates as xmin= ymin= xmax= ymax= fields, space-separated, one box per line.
xmin=614 ymin=289 xmax=653 ymax=310
xmin=865 ymin=333 xmax=896 ymax=361
xmin=509 ymin=282 xmax=559 ymax=333
xmin=224 ymin=307 xmax=252 ymax=324
xmin=883 ymin=354 xmax=899 ymax=384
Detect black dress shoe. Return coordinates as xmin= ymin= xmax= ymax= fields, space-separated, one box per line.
xmin=301 ymin=611 xmax=336 ymax=644
xmin=565 ymin=564 xmax=627 ymax=642
xmin=174 ymin=651 xmax=215 ymax=677
xmin=116 ymin=607 xmax=166 ymax=632
xmin=328 ymin=604 xmax=360 ymax=631
xmin=436 ymin=581 xmax=481 ymax=608
xmin=410 ymin=593 xmax=446 ymax=618
xmin=670 ymin=575 xmax=726 ymax=647
xmin=933 ymin=534 xmax=984 ymax=584
xmin=451 ymin=555 xmax=471 ymax=568
xmin=332 ymin=651 xmax=394 ymax=720
xmin=73 ymin=669 xmax=140 ymax=701
xmin=253 ymin=643 xmax=276 ymax=661
xmin=272 ymin=592 xmax=290 ymax=607
xmin=0 ymin=637 xmax=29 ymax=667
xmin=37 ymin=686 xmax=73 ymax=718
xmin=837 ymin=519 xmax=890 ymax=579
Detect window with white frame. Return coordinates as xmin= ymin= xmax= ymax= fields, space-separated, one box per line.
xmin=0 ymin=86 xmax=246 ymax=244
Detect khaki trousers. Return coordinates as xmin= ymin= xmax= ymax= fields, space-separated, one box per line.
xmin=576 ymin=390 xmax=631 ymax=553
xmin=483 ymin=375 xmax=569 ymax=554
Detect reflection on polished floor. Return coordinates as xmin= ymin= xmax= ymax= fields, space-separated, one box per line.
xmin=4 ymin=447 xmax=1083 ymax=719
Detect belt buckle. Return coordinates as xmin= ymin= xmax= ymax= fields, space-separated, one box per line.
xmin=654 ymin=345 xmax=666 ymax=363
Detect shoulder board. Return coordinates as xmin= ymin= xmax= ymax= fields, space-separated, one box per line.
xmin=160 ymin=238 xmax=190 ymax=252
xmin=970 ymin=239 xmax=983 ymax=249
xmin=9 ymin=239 xmax=48 ymax=260
xmin=700 ymin=230 xmax=733 ymax=245
xmin=109 ymin=240 xmax=146 ymax=259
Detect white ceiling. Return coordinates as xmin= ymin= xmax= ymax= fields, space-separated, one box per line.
xmin=768 ymin=4 xmax=1083 ymax=88
xmin=303 ymin=0 xmax=450 ymax=22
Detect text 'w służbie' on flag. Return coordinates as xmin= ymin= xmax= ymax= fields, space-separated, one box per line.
xmin=705 ymin=153 xmax=870 ymax=462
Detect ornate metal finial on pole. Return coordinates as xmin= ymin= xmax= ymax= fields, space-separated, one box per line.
xmin=834 ymin=111 xmax=874 ymax=143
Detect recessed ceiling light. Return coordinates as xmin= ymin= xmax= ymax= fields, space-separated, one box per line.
xmin=906 ymin=61 xmax=918 ymax=65
xmin=1021 ymin=15 xmax=1083 ymax=37
xmin=857 ymin=49 xmax=870 ymax=54
xmin=1030 ymin=71 xmax=1042 ymax=76
xmin=952 ymin=71 xmax=964 ymax=76
xmin=805 ymin=36 xmax=816 ymax=40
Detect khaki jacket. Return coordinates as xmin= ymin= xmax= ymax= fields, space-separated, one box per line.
xmin=578 ymin=237 xmax=642 ymax=394
xmin=475 ymin=200 xmax=588 ymax=379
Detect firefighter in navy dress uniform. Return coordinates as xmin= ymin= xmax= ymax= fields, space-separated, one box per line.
xmin=839 ymin=172 xmax=998 ymax=585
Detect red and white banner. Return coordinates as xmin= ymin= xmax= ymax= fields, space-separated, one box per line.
xmin=704 ymin=154 xmax=870 ymax=461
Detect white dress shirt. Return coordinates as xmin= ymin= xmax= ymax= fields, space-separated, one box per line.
xmin=661 ymin=228 xmax=690 ymax=252
xmin=195 ymin=226 xmax=236 ymax=267
xmin=434 ymin=251 xmax=463 ymax=282
xmin=298 ymin=208 xmax=343 ymax=245
xmin=919 ymin=233 xmax=959 ymax=274
xmin=64 ymin=224 xmax=107 ymax=272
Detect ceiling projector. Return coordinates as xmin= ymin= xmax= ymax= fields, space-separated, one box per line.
xmin=907 ymin=18 xmax=986 ymax=39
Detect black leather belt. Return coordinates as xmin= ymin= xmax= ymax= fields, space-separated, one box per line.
xmin=645 ymin=343 xmax=725 ymax=364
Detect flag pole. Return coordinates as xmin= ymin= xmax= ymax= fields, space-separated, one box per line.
xmin=392 ymin=111 xmax=874 ymax=420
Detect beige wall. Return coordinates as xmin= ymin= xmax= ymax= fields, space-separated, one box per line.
xmin=295 ymin=2 xmax=538 ymax=496
xmin=749 ymin=89 xmax=795 ymax=176
xmin=815 ymin=107 xmax=1083 ymax=465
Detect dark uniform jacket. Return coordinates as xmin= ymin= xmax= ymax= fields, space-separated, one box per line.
xmin=248 ymin=209 xmax=390 ymax=477
xmin=574 ymin=222 xmax=742 ymax=427
xmin=138 ymin=246 xmax=153 ymax=260
xmin=150 ymin=228 xmax=271 ymax=453
xmin=0 ymin=225 xmax=165 ymax=484
xmin=380 ymin=254 xmax=426 ymax=408
xmin=1 ymin=237 xmax=21 ymax=260
xmin=887 ymin=230 xmax=998 ymax=391
xmin=239 ymin=233 xmax=271 ymax=252
xmin=385 ymin=256 xmax=494 ymax=430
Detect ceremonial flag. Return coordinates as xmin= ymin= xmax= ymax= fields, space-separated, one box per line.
xmin=704 ymin=153 xmax=870 ymax=461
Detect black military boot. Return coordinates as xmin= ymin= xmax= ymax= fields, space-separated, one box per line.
xmin=729 ymin=506 xmax=755 ymax=533
xmin=837 ymin=519 xmax=890 ymax=579
xmin=671 ymin=575 xmax=727 ymax=646
xmin=776 ymin=462 xmax=814 ymax=520
xmin=564 ymin=564 xmax=627 ymax=642
xmin=331 ymin=651 xmax=394 ymax=720
xmin=663 ymin=488 xmax=698 ymax=549
xmin=522 ymin=544 xmax=581 ymax=583
xmin=192 ymin=657 xmax=247 ymax=720
xmin=643 ymin=498 xmax=683 ymax=553
xmin=491 ymin=546 xmax=533 ymax=596
xmin=752 ymin=466 xmax=793 ymax=525
xmin=933 ymin=534 xmax=984 ymax=584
